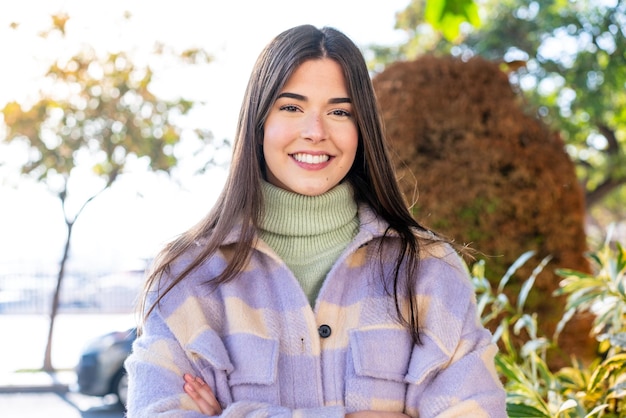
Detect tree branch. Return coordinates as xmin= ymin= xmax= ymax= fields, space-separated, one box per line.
xmin=597 ymin=123 xmax=619 ymax=155
xmin=583 ymin=123 xmax=623 ymax=208
xmin=585 ymin=177 xmax=625 ymax=209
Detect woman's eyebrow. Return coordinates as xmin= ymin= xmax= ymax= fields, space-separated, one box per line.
xmin=277 ymin=92 xmax=306 ymax=101
xmin=277 ymin=92 xmax=352 ymax=104
xmin=328 ymin=97 xmax=351 ymax=104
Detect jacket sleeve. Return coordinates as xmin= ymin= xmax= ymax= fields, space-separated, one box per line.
xmin=404 ymin=252 xmax=507 ymax=418
xmin=124 ymin=288 xmax=346 ymax=418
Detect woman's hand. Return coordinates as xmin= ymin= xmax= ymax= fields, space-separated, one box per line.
xmin=346 ymin=413 xmax=410 ymax=417
xmin=183 ymin=374 xmax=222 ymax=416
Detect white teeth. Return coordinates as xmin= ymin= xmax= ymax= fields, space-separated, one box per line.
xmin=292 ymin=153 xmax=330 ymax=164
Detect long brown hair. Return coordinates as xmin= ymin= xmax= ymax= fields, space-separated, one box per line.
xmin=140 ymin=25 xmax=442 ymax=344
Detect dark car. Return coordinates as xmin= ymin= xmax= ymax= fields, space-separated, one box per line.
xmin=75 ymin=327 xmax=136 ymax=406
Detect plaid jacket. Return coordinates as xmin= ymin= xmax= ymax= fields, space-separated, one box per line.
xmin=125 ymin=206 xmax=507 ymax=417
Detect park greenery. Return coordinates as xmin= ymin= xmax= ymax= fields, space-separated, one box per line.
xmin=0 ymin=1 xmax=624 ymax=414
xmin=405 ymin=3 xmax=626 ymax=413
xmin=473 ymin=234 xmax=626 ymax=417
xmin=371 ymin=0 xmax=626 ymax=227
xmin=1 ymin=14 xmax=216 ymax=371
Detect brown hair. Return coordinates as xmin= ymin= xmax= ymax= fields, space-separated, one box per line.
xmin=140 ymin=25 xmax=442 ymax=344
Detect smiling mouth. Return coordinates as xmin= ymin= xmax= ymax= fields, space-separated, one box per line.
xmin=291 ymin=153 xmax=331 ymax=164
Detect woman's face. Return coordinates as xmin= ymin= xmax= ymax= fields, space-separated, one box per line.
xmin=263 ymin=58 xmax=358 ymax=196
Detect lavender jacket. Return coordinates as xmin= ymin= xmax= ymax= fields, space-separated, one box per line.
xmin=125 ymin=206 xmax=507 ymax=417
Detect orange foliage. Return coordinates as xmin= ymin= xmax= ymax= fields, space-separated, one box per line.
xmin=373 ymin=55 xmax=594 ymax=361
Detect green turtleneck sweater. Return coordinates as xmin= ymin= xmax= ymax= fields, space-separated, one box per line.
xmin=259 ymin=181 xmax=360 ymax=306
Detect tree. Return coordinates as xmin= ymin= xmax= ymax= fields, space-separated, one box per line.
xmin=1 ymin=14 xmax=215 ymax=371
xmin=367 ymin=0 xmax=481 ymax=73
xmin=373 ymin=55 xmax=594 ymax=362
xmin=461 ymin=0 xmax=626 ymax=212
xmin=370 ymin=0 xmax=626 ymax=220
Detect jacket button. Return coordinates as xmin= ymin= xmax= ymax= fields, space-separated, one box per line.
xmin=318 ymin=324 xmax=332 ymax=338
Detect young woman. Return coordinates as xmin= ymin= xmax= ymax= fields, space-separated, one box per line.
xmin=125 ymin=25 xmax=507 ymax=417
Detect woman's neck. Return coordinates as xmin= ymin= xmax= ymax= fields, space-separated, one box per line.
xmin=259 ymin=181 xmax=360 ymax=305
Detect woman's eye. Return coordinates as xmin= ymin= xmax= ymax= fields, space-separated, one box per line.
xmin=279 ymin=105 xmax=300 ymax=112
xmin=330 ymin=109 xmax=351 ymax=118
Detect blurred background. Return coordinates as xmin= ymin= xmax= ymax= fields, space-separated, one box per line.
xmin=0 ymin=0 xmax=407 ymax=288
xmin=1 ymin=0 xmax=625 ymax=414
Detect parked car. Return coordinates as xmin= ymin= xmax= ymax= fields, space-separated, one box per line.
xmin=75 ymin=327 xmax=136 ymax=406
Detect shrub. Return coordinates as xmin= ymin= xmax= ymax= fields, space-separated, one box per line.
xmin=372 ymin=55 xmax=592 ymax=359
xmin=474 ymin=236 xmax=626 ymax=417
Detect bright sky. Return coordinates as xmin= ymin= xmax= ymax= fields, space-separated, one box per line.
xmin=0 ymin=0 xmax=408 ymax=274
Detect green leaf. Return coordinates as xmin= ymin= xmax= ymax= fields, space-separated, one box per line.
xmin=558 ymin=277 xmax=604 ymax=293
xmin=514 ymin=314 xmax=536 ymax=337
xmin=535 ymin=354 xmax=555 ymax=386
xmin=557 ymin=398 xmax=577 ymax=413
xmin=471 ymin=259 xmax=486 ymax=279
xmin=506 ymin=403 xmax=548 ymax=417
xmin=588 ymin=353 xmax=626 ymax=392
xmin=585 ymin=404 xmax=610 ymax=417
xmin=556 ymin=268 xmax=591 ymax=280
xmin=557 ymin=366 xmax=588 ymax=389
xmin=491 ymin=322 xmax=505 ymax=343
xmin=495 ymin=355 xmax=526 ymax=384
xmin=520 ymin=338 xmax=550 ymax=358
xmin=498 ymin=250 xmax=536 ymax=293
xmin=554 ymin=307 xmax=576 ymax=339
xmin=425 ymin=0 xmax=446 ymax=26
xmin=425 ymin=0 xmax=482 ymax=41
xmin=563 ymin=289 xmax=603 ymax=311
xmin=517 ymin=255 xmax=552 ymax=312
xmin=616 ymin=242 xmax=626 ymax=272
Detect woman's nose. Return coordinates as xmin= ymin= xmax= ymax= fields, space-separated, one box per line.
xmin=301 ymin=113 xmax=326 ymax=143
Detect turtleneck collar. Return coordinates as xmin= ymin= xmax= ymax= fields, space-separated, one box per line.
xmin=260 ymin=181 xmax=358 ymax=237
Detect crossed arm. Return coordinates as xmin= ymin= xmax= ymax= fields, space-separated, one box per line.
xmin=183 ymin=374 xmax=410 ymax=418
